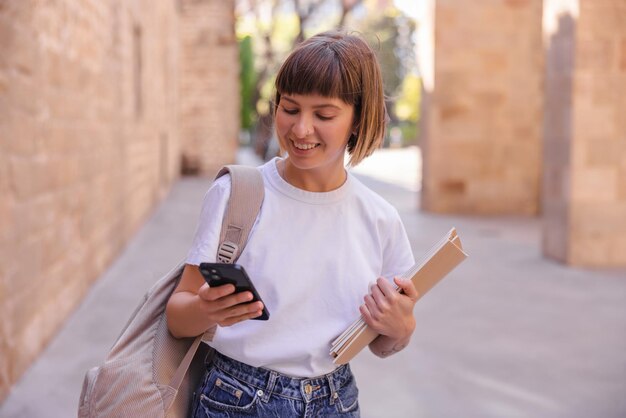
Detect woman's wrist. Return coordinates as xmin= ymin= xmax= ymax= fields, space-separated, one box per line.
xmin=167 ymin=291 xmax=216 ymax=338
xmin=369 ymin=317 xmax=415 ymax=358
xmin=369 ymin=333 xmax=412 ymax=358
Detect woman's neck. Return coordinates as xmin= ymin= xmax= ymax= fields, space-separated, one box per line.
xmin=280 ymin=158 xmax=347 ymax=192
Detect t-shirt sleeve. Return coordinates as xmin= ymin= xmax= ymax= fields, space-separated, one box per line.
xmin=186 ymin=175 xmax=232 ymax=266
xmin=381 ymin=210 xmax=415 ymax=280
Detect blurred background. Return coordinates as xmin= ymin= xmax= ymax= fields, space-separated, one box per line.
xmin=1 ymin=0 xmax=625 ymax=416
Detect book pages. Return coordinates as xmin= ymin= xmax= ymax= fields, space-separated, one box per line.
xmin=330 ymin=228 xmax=468 ymax=365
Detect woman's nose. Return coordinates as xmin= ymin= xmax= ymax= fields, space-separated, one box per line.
xmin=292 ymin=116 xmax=313 ymax=138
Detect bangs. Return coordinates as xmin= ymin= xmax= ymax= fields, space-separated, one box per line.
xmin=275 ymin=42 xmax=360 ymax=105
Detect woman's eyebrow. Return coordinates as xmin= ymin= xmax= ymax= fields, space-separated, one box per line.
xmin=281 ymin=96 xmax=342 ymax=110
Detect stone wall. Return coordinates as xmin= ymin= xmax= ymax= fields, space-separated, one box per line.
xmin=179 ymin=0 xmax=239 ymax=175
xmin=0 ymin=0 xmax=181 ymax=401
xmin=543 ymin=0 xmax=626 ymax=266
xmin=419 ymin=0 xmax=545 ymax=214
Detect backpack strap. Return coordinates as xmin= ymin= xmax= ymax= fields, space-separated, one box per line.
xmin=215 ymin=165 xmax=265 ymax=263
xmin=169 ymin=164 xmax=264 ymax=392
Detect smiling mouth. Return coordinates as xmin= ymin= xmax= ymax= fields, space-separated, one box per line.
xmin=292 ymin=141 xmax=320 ymax=150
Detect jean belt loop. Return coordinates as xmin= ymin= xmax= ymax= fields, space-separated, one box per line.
xmin=260 ymin=370 xmax=278 ymax=403
xmin=326 ymin=371 xmax=339 ymax=405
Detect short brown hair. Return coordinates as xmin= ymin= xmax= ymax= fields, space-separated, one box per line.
xmin=274 ymin=31 xmax=387 ymax=166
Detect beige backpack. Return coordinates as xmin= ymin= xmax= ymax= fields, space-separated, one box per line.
xmin=78 ymin=165 xmax=264 ymax=418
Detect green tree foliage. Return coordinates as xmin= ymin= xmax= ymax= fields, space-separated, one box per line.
xmin=368 ymin=15 xmax=403 ymax=99
xmin=239 ymin=35 xmax=257 ymax=131
xmin=353 ymin=5 xmax=416 ymax=121
xmin=350 ymin=4 xmax=418 ymax=146
xmin=394 ymin=73 xmax=421 ymax=145
xmin=395 ymin=73 xmax=421 ymax=123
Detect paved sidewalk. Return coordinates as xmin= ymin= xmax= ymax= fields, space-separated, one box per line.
xmin=1 ymin=149 xmax=625 ymax=417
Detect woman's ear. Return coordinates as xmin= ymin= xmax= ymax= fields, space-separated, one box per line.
xmin=347 ymin=132 xmax=358 ymax=152
xmin=351 ymin=119 xmax=360 ymax=136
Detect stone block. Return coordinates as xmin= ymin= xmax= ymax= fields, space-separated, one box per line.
xmin=8 ymin=157 xmax=36 ymax=201
xmin=2 ymin=119 xmax=37 ymax=156
xmin=618 ymin=168 xmax=626 ymax=199
xmin=579 ymin=1 xmax=626 ymax=39
xmin=610 ymin=236 xmax=626 ymax=264
xmin=571 ymin=202 xmax=626 ymax=238
xmin=575 ymin=105 xmax=619 ymax=145
xmin=577 ymin=38 xmax=613 ymax=71
xmin=572 ymin=167 xmax=618 ymax=202
xmin=568 ymin=234 xmax=613 ymax=267
xmin=620 ymin=38 xmax=626 ymax=70
xmin=585 ymin=138 xmax=625 ymax=167
xmin=0 ymin=197 xmax=14 ymax=245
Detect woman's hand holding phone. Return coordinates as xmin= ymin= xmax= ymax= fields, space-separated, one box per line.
xmin=199 ymin=263 xmax=270 ymax=321
xmin=166 ymin=264 xmax=266 ymax=338
xmin=196 ymin=282 xmax=265 ymax=327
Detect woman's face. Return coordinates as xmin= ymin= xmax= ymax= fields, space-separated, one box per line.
xmin=275 ymin=93 xmax=354 ymax=175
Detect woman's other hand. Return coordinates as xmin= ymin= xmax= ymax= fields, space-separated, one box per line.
xmin=362 ymin=277 xmax=419 ymax=357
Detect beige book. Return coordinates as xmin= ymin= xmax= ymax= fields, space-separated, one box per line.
xmin=330 ymin=228 xmax=468 ymax=365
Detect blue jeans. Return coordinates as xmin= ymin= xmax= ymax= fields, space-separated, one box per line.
xmin=191 ymin=351 xmax=360 ymax=417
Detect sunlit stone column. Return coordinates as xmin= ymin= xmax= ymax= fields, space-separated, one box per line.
xmin=418 ymin=0 xmax=544 ymax=214
xmin=543 ymin=0 xmax=626 ymax=266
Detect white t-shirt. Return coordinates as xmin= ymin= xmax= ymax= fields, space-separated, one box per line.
xmin=187 ymin=157 xmax=415 ymax=377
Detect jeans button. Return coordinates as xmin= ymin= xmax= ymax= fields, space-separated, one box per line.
xmin=257 ymin=389 xmax=264 ymax=397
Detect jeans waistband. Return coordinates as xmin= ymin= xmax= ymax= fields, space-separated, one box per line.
xmin=208 ymin=351 xmax=353 ymax=403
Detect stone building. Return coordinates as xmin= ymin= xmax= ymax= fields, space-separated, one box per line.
xmin=0 ymin=0 xmax=239 ymax=401
xmin=418 ymin=0 xmax=626 ymax=267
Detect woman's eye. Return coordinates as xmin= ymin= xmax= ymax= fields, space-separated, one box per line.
xmin=282 ymin=107 xmax=298 ymax=115
xmin=317 ymin=114 xmax=334 ymax=121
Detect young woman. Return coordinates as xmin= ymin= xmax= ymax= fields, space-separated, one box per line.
xmin=166 ymin=30 xmax=418 ymax=417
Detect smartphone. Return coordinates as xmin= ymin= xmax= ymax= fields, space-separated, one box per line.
xmin=198 ymin=263 xmax=269 ymax=321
